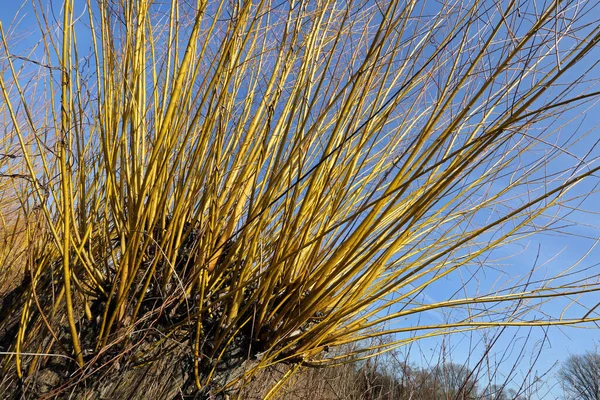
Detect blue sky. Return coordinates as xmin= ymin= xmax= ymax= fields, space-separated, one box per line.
xmin=2 ymin=1 xmax=600 ymax=399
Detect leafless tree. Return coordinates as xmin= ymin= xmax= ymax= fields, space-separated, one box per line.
xmin=429 ymin=362 xmax=479 ymax=400
xmin=558 ymin=352 xmax=600 ymax=400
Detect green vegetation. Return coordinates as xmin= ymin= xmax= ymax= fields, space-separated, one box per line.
xmin=1 ymin=0 xmax=600 ymax=398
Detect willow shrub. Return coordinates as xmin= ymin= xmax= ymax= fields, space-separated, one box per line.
xmin=1 ymin=0 xmax=600 ymax=397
